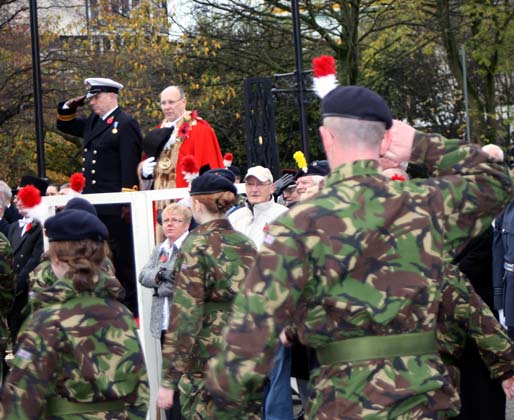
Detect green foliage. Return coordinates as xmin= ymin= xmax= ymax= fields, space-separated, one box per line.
xmin=1 ymin=0 xmax=513 ymax=186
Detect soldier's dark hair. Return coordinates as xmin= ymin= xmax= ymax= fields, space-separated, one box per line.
xmin=48 ymin=239 xmax=105 ymax=292
xmin=192 ymin=191 xmax=236 ymax=215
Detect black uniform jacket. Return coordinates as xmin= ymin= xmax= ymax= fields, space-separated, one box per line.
xmin=56 ymin=102 xmax=142 ymax=195
xmin=7 ymin=221 xmax=43 ymax=291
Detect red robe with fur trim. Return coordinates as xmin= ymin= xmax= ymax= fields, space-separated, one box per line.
xmin=145 ymin=115 xmax=223 ymax=190
xmin=173 ymin=118 xmax=223 ymax=187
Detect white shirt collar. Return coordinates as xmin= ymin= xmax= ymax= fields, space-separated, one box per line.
xmin=160 ymin=230 xmax=189 ymax=252
xmin=162 ymin=112 xmax=186 ymax=128
xmin=101 ymin=106 xmax=119 ymax=120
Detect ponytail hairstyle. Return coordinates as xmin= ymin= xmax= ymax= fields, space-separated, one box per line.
xmin=48 ymin=239 xmax=105 ymax=292
xmin=192 ymin=191 xmax=236 ymax=216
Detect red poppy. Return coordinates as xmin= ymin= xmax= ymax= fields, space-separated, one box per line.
xmin=106 ymin=116 xmax=114 ymax=125
xmin=391 ymin=174 xmax=406 ymax=182
xmin=159 ymin=254 xmax=167 ymax=263
xmin=179 ymin=123 xmax=192 ymax=139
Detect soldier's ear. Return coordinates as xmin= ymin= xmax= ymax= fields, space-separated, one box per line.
xmin=379 ymin=131 xmax=392 ymax=157
xmin=320 ymin=126 xmax=335 ymax=161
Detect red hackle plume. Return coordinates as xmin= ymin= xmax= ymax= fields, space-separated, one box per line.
xmin=17 ymin=185 xmax=41 ymax=208
xmin=312 ymin=55 xmax=338 ymax=98
xmin=312 ymin=55 xmax=336 ymax=77
xmin=223 ymin=152 xmax=233 ymax=168
xmin=70 ymin=172 xmax=86 ymax=193
xmin=181 ymin=155 xmax=199 ymax=175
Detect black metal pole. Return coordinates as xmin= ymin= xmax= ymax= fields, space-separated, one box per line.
xmin=291 ymin=0 xmax=309 ymax=161
xmin=461 ymin=45 xmax=471 ymax=144
xmin=29 ymin=0 xmax=46 ymax=178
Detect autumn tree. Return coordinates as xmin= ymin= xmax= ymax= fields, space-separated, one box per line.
xmin=187 ymin=0 xmax=514 ymax=148
xmin=0 ymin=0 xmax=228 ymax=184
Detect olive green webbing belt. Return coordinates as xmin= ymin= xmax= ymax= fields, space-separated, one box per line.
xmin=204 ymin=301 xmax=231 ymax=314
xmin=46 ymin=397 xmax=126 ymax=416
xmin=316 ymin=331 xmax=438 ymax=365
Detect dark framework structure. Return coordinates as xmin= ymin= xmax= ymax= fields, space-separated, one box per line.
xmin=243 ymin=0 xmax=309 ymax=178
xmin=243 ymin=77 xmax=281 ymax=180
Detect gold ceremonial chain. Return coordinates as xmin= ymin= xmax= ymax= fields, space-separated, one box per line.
xmin=159 ymin=157 xmax=172 ymax=170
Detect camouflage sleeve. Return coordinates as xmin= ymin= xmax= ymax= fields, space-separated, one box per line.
xmin=0 ymin=232 xmax=14 ymax=317
xmin=438 ymin=265 xmax=514 ymax=380
xmin=161 ymin=237 xmax=206 ymax=390
xmin=28 ymin=259 xmax=53 ymax=295
xmin=206 ymin=224 xmax=310 ymax=412
xmin=410 ymin=133 xmax=512 ymax=259
xmin=0 ymin=310 xmax=59 ymax=419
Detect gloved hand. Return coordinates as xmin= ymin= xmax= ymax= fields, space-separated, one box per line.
xmin=65 ymin=95 xmax=86 ymax=108
xmin=156 ymin=268 xmax=175 ymax=284
xmin=141 ymin=157 xmax=157 ymax=178
xmin=273 ymin=173 xmax=295 ymax=198
xmin=499 ymin=309 xmax=507 ymax=329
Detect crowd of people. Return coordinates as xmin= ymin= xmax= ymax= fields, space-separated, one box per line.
xmin=1 ymin=56 xmax=514 ymax=419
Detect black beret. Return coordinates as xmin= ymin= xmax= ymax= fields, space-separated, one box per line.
xmin=227 ymin=165 xmax=241 ymax=178
xmin=143 ymin=127 xmax=174 ymax=158
xmin=203 ymin=168 xmax=236 ymax=183
xmin=18 ymin=175 xmax=49 ymax=197
xmin=321 ymin=86 xmax=393 ymax=129
xmin=295 ymin=160 xmax=330 ymax=180
xmin=199 ymin=164 xmax=211 ymax=176
xmin=45 ymin=209 xmax=108 ymax=242
xmin=190 ymin=173 xmax=237 ymax=196
xmin=64 ymin=197 xmax=97 ymax=216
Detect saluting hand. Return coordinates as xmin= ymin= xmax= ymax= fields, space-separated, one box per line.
xmin=381 ymin=119 xmax=415 ymax=165
xmin=65 ymin=95 xmax=86 ymax=108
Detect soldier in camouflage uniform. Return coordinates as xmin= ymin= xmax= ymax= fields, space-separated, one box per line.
xmin=0 ymin=231 xmax=14 ymax=383
xmin=157 ymin=172 xmax=258 ymax=419
xmin=205 ymin=86 xmax=513 ymax=419
xmin=0 ymin=209 xmax=148 ymax=419
xmin=438 ymin=263 xmax=514 ymax=395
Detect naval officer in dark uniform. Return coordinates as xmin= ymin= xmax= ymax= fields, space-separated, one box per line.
xmin=56 ymin=77 xmax=142 ymax=317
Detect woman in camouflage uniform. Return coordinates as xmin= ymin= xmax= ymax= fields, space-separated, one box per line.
xmin=0 ymin=209 xmax=149 ymax=419
xmin=157 ymin=172 xmax=258 ymax=419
